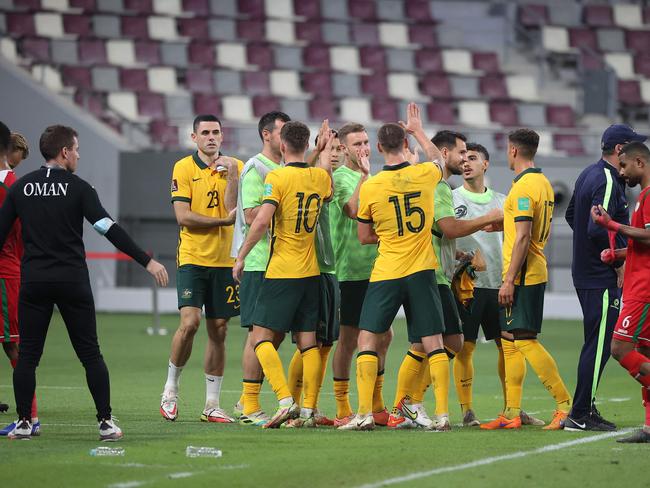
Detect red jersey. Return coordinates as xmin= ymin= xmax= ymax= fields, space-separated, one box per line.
xmin=0 ymin=170 xmax=22 ymax=279
xmin=622 ymin=186 xmax=650 ymax=302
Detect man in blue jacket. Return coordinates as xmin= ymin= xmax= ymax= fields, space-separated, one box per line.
xmin=564 ymin=124 xmax=647 ymax=431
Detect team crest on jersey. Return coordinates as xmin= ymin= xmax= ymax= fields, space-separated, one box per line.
xmin=171 ymin=179 xmax=178 ymax=192
xmin=518 ymin=197 xmax=530 ymax=211
xmin=264 ymin=183 xmax=273 ymax=196
xmin=181 ymin=288 xmax=192 ymax=299
xmin=455 ymin=205 xmax=467 ymax=218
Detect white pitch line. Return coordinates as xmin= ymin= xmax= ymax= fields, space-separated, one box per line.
xmin=107 ymin=482 xmax=147 ymax=488
xmin=168 ymin=472 xmax=195 ymax=479
xmin=355 ymin=428 xmax=634 ymax=488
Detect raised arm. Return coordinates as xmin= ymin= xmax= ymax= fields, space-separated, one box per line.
xmin=400 ymin=102 xmax=443 ymax=166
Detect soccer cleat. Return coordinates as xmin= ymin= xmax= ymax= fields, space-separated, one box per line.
xmin=0 ymin=420 xmax=40 ymax=437
xmin=239 ymin=410 xmax=270 ymax=427
xmin=520 ymin=410 xmax=545 ymax=426
xmin=233 ymin=401 xmax=243 ymax=419
xmin=462 ymin=409 xmax=481 ymax=427
xmin=314 ymin=409 xmax=334 ymax=426
xmin=7 ymin=419 xmax=32 ymax=440
xmin=99 ymin=417 xmax=123 ymax=442
xmin=480 ymin=414 xmax=521 ymax=430
xmin=333 ymin=414 xmax=354 ymax=427
xmin=264 ymin=402 xmax=298 ymax=429
xmin=387 ymin=407 xmax=416 ymax=429
xmin=160 ymin=391 xmax=178 ymax=421
xmin=282 ymin=414 xmax=317 ymax=429
xmin=590 ymin=406 xmax=616 ymax=430
xmin=429 ymin=414 xmax=451 ymax=432
xmin=201 ymin=406 xmax=235 ymax=423
xmin=542 ymin=410 xmax=567 ymax=430
xmin=397 ymin=397 xmax=433 ymax=429
xmin=372 ymin=408 xmax=389 ymax=426
xmin=616 ymin=429 xmax=650 ymax=443
xmin=564 ymin=414 xmax=615 ymax=432
xmin=337 ymin=413 xmax=375 ymax=431
xmin=0 ymin=402 xmax=8 ymax=413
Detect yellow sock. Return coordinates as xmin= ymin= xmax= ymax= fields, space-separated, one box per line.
xmin=333 ymin=378 xmax=352 ymax=419
xmin=301 ymin=346 xmax=321 ymax=410
xmin=242 ymin=380 xmax=262 ymax=415
xmin=356 ymin=352 xmax=378 ymax=415
xmin=238 ymin=392 xmax=245 ymax=408
xmin=410 ymin=359 xmax=431 ymax=404
xmin=515 ymin=339 xmax=572 ymax=413
xmin=428 ymin=350 xmax=450 ymax=416
xmin=394 ymin=350 xmax=426 ymax=407
xmin=453 ymin=341 xmax=475 ymax=414
xmin=287 ymin=348 xmax=303 ymax=404
xmin=496 ymin=344 xmax=507 ymax=411
xmin=502 ymin=338 xmax=526 ymax=419
xmin=313 ymin=345 xmax=332 ymax=408
xmin=373 ymin=369 xmax=385 ymax=413
xmin=254 ymin=341 xmax=291 ymax=402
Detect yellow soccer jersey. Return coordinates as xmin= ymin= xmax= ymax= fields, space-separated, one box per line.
xmin=171 ymin=152 xmax=244 ymax=268
xmin=502 ymin=167 xmax=554 ymax=285
xmin=262 ymin=163 xmax=332 ymax=279
xmin=357 ymin=162 xmax=443 ymax=282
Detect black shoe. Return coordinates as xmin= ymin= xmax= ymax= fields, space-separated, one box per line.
xmin=591 ymin=405 xmax=617 ymax=430
xmin=564 ymin=414 xmax=615 ymax=432
xmin=0 ymin=402 xmax=8 ymax=413
xmin=616 ymin=429 xmax=650 ymax=443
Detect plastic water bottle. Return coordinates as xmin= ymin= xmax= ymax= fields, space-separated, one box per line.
xmin=186 ymin=446 xmax=222 ymax=458
xmin=90 ymin=447 xmax=125 ymax=457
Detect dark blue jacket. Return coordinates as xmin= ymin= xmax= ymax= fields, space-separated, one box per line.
xmin=565 ymin=159 xmax=628 ymax=289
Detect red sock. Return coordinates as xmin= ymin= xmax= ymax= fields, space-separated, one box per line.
xmin=643 ymin=388 xmax=650 ymax=428
xmin=10 ymin=358 xmax=17 ymax=368
xmin=31 ymin=395 xmax=38 ymax=419
xmin=620 ymin=350 xmax=650 ymax=387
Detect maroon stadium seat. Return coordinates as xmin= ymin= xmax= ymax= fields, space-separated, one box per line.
xmin=6 ymin=13 xmax=36 ymax=36
xmin=193 ymin=93 xmax=220 ymax=114
xmin=626 ymin=30 xmax=650 ymax=53
xmin=20 ymin=38 xmax=50 ymax=62
xmin=494 ymin=132 xmax=507 ymax=151
xmin=580 ymin=51 xmax=603 ymax=70
xmin=237 ymin=20 xmax=265 ymax=41
xmin=360 ymin=46 xmax=386 ymax=71
xmin=644 ymin=7 xmax=650 ymax=25
xmin=183 ymin=0 xmax=210 ymax=15
xmin=14 ymin=0 xmax=41 ymax=9
xmin=120 ymin=68 xmax=148 ymax=91
xmin=135 ymin=40 xmax=161 ymax=64
xmin=295 ymin=22 xmax=323 ymax=43
xmin=138 ymin=93 xmax=166 ymax=118
xmin=248 ymin=42 xmax=274 ymax=69
xmin=243 ymin=71 xmax=270 ymax=95
xmin=415 ymin=49 xmax=443 ymax=72
xmin=420 ymin=74 xmax=451 ymax=98
xmin=309 ymin=98 xmax=338 ymax=121
xmin=349 ymin=1 xmax=377 ymax=21
xmin=472 ymin=52 xmax=500 ymax=73
xmin=568 ymin=28 xmax=598 ymax=51
xmin=294 ymin=0 xmax=321 ymax=19
xmin=74 ymin=91 xmax=104 ymax=117
xmin=618 ymin=80 xmax=642 ymax=105
xmin=124 ymin=0 xmax=153 ymax=13
xmin=238 ymin=0 xmax=265 ymax=18
xmin=188 ymin=41 xmax=215 ymax=66
xmin=352 ymin=23 xmax=380 ymax=46
xmin=405 ymin=1 xmax=432 ymax=21
xmin=371 ymin=98 xmax=398 ymax=122
xmin=489 ymin=102 xmax=518 ymax=126
xmin=518 ymin=5 xmax=548 ymax=26
xmin=70 ymin=0 xmax=97 ymax=10
xmin=427 ymin=102 xmax=455 ymax=125
xmin=150 ymin=120 xmax=179 ymax=147
xmin=302 ymin=44 xmax=330 ymax=69
xmin=121 ymin=16 xmax=149 ymax=39
xmin=361 ymin=74 xmax=389 ymax=97
xmin=185 ymin=69 xmax=213 ymax=93
xmin=584 ymin=5 xmax=613 ymax=27
xmin=78 ymin=39 xmax=107 ymax=64
xmin=408 ymin=24 xmax=437 ymax=47
xmin=634 ymin=54 xmax=650 ymax=78
xmin=302 ymin=72 xmax=333 ymax=95
xmin=100 ymin=115 xmax=122 ymax=134
xmin=178 ymin=18 xmax=209 ymax=39
xmin=62 ymin=66 xmax=92 ymax=89
xmin=546 ymin=105 xmax=575 ymax=127
xmin=554 ymin=134 xmax=585 ymax=155
xmin=479 ymin=75 xmax=508 ymax=99
xmin=63 ymin=14 xmax=92 ymax=36
xmin=252 ymin=95 xmax=281 ymax=116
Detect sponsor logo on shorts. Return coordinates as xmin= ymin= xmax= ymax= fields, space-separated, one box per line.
xmin=182 ymin=288 xmax=192 ymax=299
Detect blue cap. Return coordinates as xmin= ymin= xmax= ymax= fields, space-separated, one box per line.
xmin=601 ymin=124 xmax=647 ymax=151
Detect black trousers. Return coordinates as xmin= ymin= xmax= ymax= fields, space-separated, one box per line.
xmin=571 ymin=287 xmax=620 ymax=418
xmin=14 ymin=281 xmax=111 ymax=421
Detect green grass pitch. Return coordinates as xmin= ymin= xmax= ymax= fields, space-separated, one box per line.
xmin=0 ymin=313 xmax=646 ymax=488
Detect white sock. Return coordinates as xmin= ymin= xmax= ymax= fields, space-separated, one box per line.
xmin=205 ymin=374 xmax=223 ymax=408
xmin=164 ymin=361 xmax=182 ymax=393
xmin=300 ymin=407 xmax=313 ymax=418
xmin=279 ymin=396 xmax=293 ymax=407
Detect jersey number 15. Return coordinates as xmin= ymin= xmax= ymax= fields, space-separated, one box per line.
xmin=388 ymin=192 xmax=425 ymax=236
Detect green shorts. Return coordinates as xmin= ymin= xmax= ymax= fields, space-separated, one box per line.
xmin=408 ymin=284 xmax=460 ymax=343
xmin=500 ymin=283 xmax=546 ymax=333
xmin=176 ymin=265 xmax=240 ymax=319
xmin=359 ymin=270 xmax=444 ymax=343
xmin=239 ymin=271 xmax=264 ymax=328
xmin=457 ymin=288 xmax=501 ymax=341
xmin=318 ymin=273 xmax=340 ymax=346
xmin=252 ymin=276 xmax=320 ymax=333
xmin=339 ymin=280 xmax=369 ymax=327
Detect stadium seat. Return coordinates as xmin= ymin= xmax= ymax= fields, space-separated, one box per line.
xmin=458 ymin=100 xmax=489 ymax=127
xmin=379 ymin=22 xmax=410 ymax=48
xmin=184 ymin=0 xmax=211 ymax=16
xmin=280 ymin=98 xmax=309 ymax=121
xmin=150 ymin=119 xmax=179 ymax=147
xmin=442 ymin=49 xmax=473 ymax=75
xmin=265 ymin=0 xmax=293 ymax=19
xmin=93 ymin=14 xmax=121 ymax=38
xmin=554 ymin=134 xmax=585 ymax=155
xmin=597 ymin=28 xmax=626 ymax=52
xmin=242 ymin=71 xmax=270 ymax=95
xmin=644 ymin=6 xmax=650 ymax=25
xmin=340 ymin=98 xmax=372 ymax=124
xmin=63 ymin=14 xmax=92 ymax=35
xmin=568 ymin=28 xmax=598 ymax=51
xmin=21 ymin=38 xmax=50 ymax=62
xmin=165 ymin=93 xmax=194 ymax=119
xmin=322 ymin=21 xmax=350 ymax=44
xmin=542 ymin=26 xmax=571 ymax=53
xmin=618 ymin=79 xmax=642 ymax=105
xmin=332 ymin=72 xmax=361 ymax=97
xmin=120 ymin=67 xmax=149 ymax=91
xmin=626 ymin=31 xmax=650 ymax=53
xmin=506 ymin=75 xmax=538 ymax=101
xmin=388 ymin=72 xmax=422 ymax=100
xmin=321 ymin=0 xmax=347 ymax=20
xmin=266 ymin=19 xmax=296 ymax=45
xmin=415 ymin=48 xmax=443 ymax=72
xmin=124 ymin=0 xmax=154 ymax=14
xmin=359 ymin=73 xmax=387 ymax=97
xmin=178 ymin=18 xmax=209 ymax=39
xmin=349 ymin=1 xmax=376 ymax=21
xmin=293 ymin=0 xmax=320 ymax=19
xmin=273 ymin=45 xmax=302 ymax=70
xmin=270 ymin=69 xmax=304 ymax=97
xmin=193 ymin=92 xmax=221 ymax=114
xmin=548 ymin=2 xmax=582 ymax=27
xmin=330 ymin=45 xmax=360 ymax=72
xmin=479 ymin=75 xmax=508 ymax=99
xmin=79 ymin=39 xmax=108 ymax=64
xmin=405 ymin=0 xmax=432 ymax=21
xmin=377 ymin=1 xmax=404 ymax=22
xmin=218 ymin=42 xmax=248 ymax=69
xmin=154 ymin=0 xmax=182 ymax=15
xmin=640 ymin=80 xmax=650 ymax=104
xmin=62 ymin=65 xmax=92 ymax=89
xmin=408 ymin=24 xmax=437 ymax=47
xmin=50 ymin=39 xmax=78 ymax=65
xmin=634 ymin=54 xmax=650 ymax=78
xmin=161 ymin=43 xmax=189 ymax=68
xmin=295 ymin=21 xmax=322 ymax=43
xmin=580 ymin=51 xmax=604 ymax=70
xmin=546 ymin=105 xmax=575 ymax=128
xmin=517 ymin=103 xmax=547 ymax=126
xmin=613 ymin=4 xmax=642 ymax=28
xmin=187 ymin=41 xmax=215 ymax=66
xmin=252 ymin=95 xmax=280 ymax=116
xmin=371 ymin=98 xmax=399 ymax=122
xmin=214 ymin=69 xmax=242 ymax=94
xmin=352 ymin=23 xmax=380 ymax=46
xmin=138 ymin=92 xmax=165 ymax=118
xmin=426 ymin=101 xmax=455 ymax=125
xmin=185 ymin=68 xmax=213 ymax=93
xmin=518 ymin=4 xmax=549 ymax=27
xmin=450 ymin=76 xmax=479 ymax=99
xmin=309 ymin=97 xmax=338 ymax=120
xmin=302 ymin=72 xmax=333 ymax=96
xmin=536 ymin=131 xmax=553 ymax=156
xmin=148 ymin=16 xmax=178 ymax=40
xmin=135 ymin=40 xmax=161 ymax=64
xmin=35 ymin=12 xmax=64 ymax=38
xmin=584 ymin=5 xmax=613 ymax=27
xmin=489 ymin=101 xmax=518 ymax=126
xmin=147 ymin=66 xmax=177 ymax=92
xmin=73 ymin=90 xmax=105 ymax=117
xmin=604 ymin=53 xmax=635 ymax=79
xmin=107 ymin=39 xmax=136 ymax=67
xmin=46 ymin=0 xmax=78 ymax=12
xmin=222 ymin=95 xmax=254 ymax=121
xmin=237 ymin=20 xmax=265 ymax=41
xmin=420 ymin=74 xmax=451 ymax=98
xmin=121 ymin=16 xmax=148 ymax=39
xmin=108 ymin=92 xmax=138 ymax=120
xmin=91 ymin=66 xmax=120 ymax=91
xmin=386 ymin=48 xmax=415 ymax=71
xmin=360 ymin=46 xmax=386 ymax=71
xmin=6 ymin=13 xmax=36 ymax=36
xmin=472 ymin=52 xmax=499 ymax=73
xmin=247 ymin=42 xmax=273 ymax=69
xmin=302 ymin=44 xmax=330 ymax=69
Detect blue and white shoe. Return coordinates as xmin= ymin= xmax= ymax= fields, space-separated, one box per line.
xmin=7 ymin=419 xmax=32 ymax=440
xmin=0 ymin=420 xmax=40 ymax=436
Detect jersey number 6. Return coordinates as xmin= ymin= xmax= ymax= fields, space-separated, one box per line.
xmin=388 ymin=192 xmax=425 ymax=236
xmin=295 ymin=192 xmax=322 ymax=233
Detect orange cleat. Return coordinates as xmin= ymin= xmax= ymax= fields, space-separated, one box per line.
xmin=373 ymin=408 xmax=390 ymax=426
xmin=542 ymin=410 xmax=568 ymax=430
xmin=314 ymin=410 xmax=335 ymax=426
xmin=480 ymin=414 xmax=521 ymax=430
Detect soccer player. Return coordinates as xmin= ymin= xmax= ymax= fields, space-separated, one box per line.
xmin=591 ymin=141 xmax=650 ymax=443
xmin=232 ymin=111 xmax=290 ymax=427
xmin=329 ymin=122 xmax=391 ymax=427
xmin=161 ymin=114 xmax=242 ymax=423
xmin=0 ymin=124 xmax=168 ymax=440
xmin=0 ymin=128 xmax=40 ymax=436
xmin=233 ymin=121 xmax=332 ymax=428
xmin=482 ymin=129 xmax=572 ymax=430
xmin=340 ymin=104 xmax=449 ymax=431
xmin=453 ymin=143 xmax=544 ymax=427
xmin=564 ymin=125 xmax=645 ymax=431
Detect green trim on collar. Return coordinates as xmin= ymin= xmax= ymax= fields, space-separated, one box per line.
xmin=286 ymin=162 xmax=309 ymax=168
xmin=513 ymin=167 xmax=542 ymax=183
xmin=256 ymin=153 xmax=280 ymax=168
xmin=458 ymin=186 xmax=494 ymax=204
xmin=383 ymin=162 xmax=410 ymax=171
xmin=192 ymin=151 xmax=209 ymax=169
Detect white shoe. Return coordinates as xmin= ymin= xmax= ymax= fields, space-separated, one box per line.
xmin=264 ymin=402 xmax=299 ymax=429
xmin=99 ymin=417 xmax=123 ymax=442
xmin=398 ymin=397 xmax=433 ymax=429
xmin=201 ymin=406 xmax=235 ymax=423
xmin=8 ymin=419 xmax=32 ymax=440
xmin=160 ymin=391 xmax=178 ymax=421
xmin=427 ymin=414 xmax=451 ymax=432
xmin=337 ymin=413 xmax=375 ymax=431
xmin=239 ymin=410 xmax=270 ymax=426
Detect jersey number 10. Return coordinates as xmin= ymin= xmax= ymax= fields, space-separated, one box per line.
xmin=295 ymin=192 xmax=322 ymax=234
xmin=388 ymin=192 xmax=425 ymax=236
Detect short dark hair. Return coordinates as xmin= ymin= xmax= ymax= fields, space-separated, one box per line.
xmin=11 ymin=132 xmax=29 ymax=159
xmin=280 ymin=121 xmax=310 ymax=154
xmin=377 ymin=123 xmax=406 ymax=154
xmin=39 ymin=125 xmax=78 ymax=161
xmin=467 ymin=142 xmax=489 ymax=161
xmin=193 ymin=114 xmax=222 ymax=133
xmin=338 ymin=122 xmax=366 ymax=144
xmin=508 ymin=128 xmax=539 ymax=160
xmin=0 ymin=121 xmax=10 ymax=154
xmin=257 ymin=111 xmax=291 ymax=141
xmin=619 ymin=141 xmax=650 ymax=162
xmin=431 ymin=130 xmax=467 ymax=150
xmin=314 ymin=129 xmax=338 ymax=147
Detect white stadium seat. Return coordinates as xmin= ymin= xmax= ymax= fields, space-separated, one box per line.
xmin=442 ymin=49 xmax=473 ymax=75
xmin=379 ymin=22 xmax=410 ymax=48
xmin=270 ymin=70 xmax=304 ymax=97
xmin=42 ymin=0 xmax=69 ymax=11
xmin=35 ymin=13 xmax=64 ymax=38
xmin=330 ymin=46 xmax=361 ymax=73
xmin=107 ymin=40 xmax=136 ymax=67
xmin=387 ymin=72 xmax=423 ymax=100
xmin=222 ymin=95 xmax=254 ymax=122
xmin=640 ymin=80 xmax=650 ymax=104
xmin=266 ymin=19 xmax=296 ymax=45
xmin=506 ymin=75 xmax=538 ymax=101
xmin=458 ymin=100 xmax=490 ymax=127
xmin=153 ymin=0 xmax=182 ymax=16
xmin=341 ymin=98 xmax=372 ymax=124
xmin=216 ymin=43 xmax=248 ymax=70
xmin=536 ymin=130 xmax=554 ymax=156
xmin=613 ymin=4 xmax=642 ymax=28
xmin=604 ymin=53 xmax=635 ymax=80
xmin=542 ymin=26 xmax=570 ymax=53
xmin=108 ymin=92 xmax=138 ymax=121
xmin=148 ymin=16 xmax=178 ymax=41
xmin=147 ymin=66 xmax=178 ymax=93
xmin=32 ymin=64 xmax=63 ymax=92
xmin=265 ymin=0 xmax=293 ymax=19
